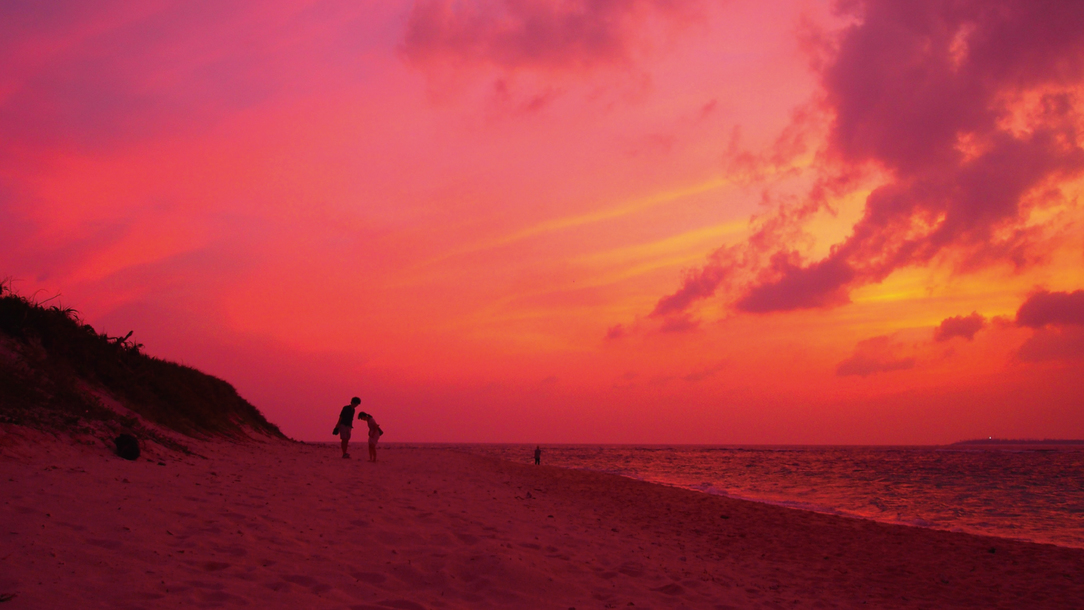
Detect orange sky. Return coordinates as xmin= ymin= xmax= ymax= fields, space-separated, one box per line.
xmin=3 ymin=0 xmax=1083 ymax=443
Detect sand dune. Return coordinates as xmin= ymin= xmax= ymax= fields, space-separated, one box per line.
xmin=2 ymin=430 xmax=1083 ymax=609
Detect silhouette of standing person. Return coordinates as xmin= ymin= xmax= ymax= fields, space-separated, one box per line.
xmin=335 ymin=397 xmax=362 ymax=458
xmin=358 ymin=412 xmax=383 ymax=462
xmin=534 ymin=445 xmax=542 ymax=465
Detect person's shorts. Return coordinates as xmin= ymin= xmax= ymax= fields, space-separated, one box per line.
xmin=339 ymin=426 xmax=352 ymax=441
xmin=368 ymin=435 xmax=379 ymax=447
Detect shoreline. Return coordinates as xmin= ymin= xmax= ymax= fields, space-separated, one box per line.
xmin=691 ymin=485 xmax=1080 ymax=552
xmin=415 ymin=442 xmax=1084 ymax=552
xmin=4 ymin=432 xmax=1084 ymax=608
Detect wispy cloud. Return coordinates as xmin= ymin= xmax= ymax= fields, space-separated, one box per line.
xmin=836 ymin=335 xmax=916 ymax=377
xmin=415 ymin=176 xmax=731 ymax=269
xmin=401 ymin=0 xmax=704 ymax=74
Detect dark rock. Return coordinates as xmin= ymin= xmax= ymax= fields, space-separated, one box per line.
xmin=114 ymin=434 xmax=140 ymax=461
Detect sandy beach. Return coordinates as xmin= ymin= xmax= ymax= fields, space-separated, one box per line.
xmin=3 ymin=431 xmax=1083 ymax=609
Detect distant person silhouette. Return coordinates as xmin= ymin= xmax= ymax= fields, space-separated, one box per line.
xmin=534 ymin=445 xmax=541 ymax=465
xmin=334 ymin=397 xmax=361 ymax=459
xmin=358 ymin=412 xmax=383 ymax=462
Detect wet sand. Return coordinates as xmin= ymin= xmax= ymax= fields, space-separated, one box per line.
xmin=2 ymin=429 xmax=1083 ymax=609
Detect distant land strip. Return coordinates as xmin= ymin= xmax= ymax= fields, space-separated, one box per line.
xmin=950 ymin=439 xmax=1084 ymax=447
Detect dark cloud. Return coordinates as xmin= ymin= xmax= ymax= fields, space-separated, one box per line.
xmin=401 ymin=0 xmax=701 ymax=73
xmin=836 ymin=354 xmax=915 ymax=377
xmin=1015 ymin=290 xmax=1084 ymax=328
xmin=604 ymin=323 xmax=626 ymax=339
xmin=1013 ymin=290 xmax=1084 ymax=362
xmin=836 ymin=336 xmax=915 ymax=377
xmin=652 ymin=0 xmax=1084 ymax=318
xmin=681 ymin=361 xmax=727 ymax=383
xmin=934 ymin=311 xmax=986 ymax=342
xmin=1017 ymin=327 xmax=1084 ymax=363
xmin=658 ymin=314 xmax=698 ymax=333
xmin=651 ymin=261 xmax=728 ymax=317
xmin=736 ymin=253 xmax=854 ymax=313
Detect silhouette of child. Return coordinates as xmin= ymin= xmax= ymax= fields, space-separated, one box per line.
xmin=358 ymin=412 xmax=383 ymax=462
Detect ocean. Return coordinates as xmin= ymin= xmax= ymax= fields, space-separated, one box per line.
xmin=446 ymin=444 xmax=1084 ymax=549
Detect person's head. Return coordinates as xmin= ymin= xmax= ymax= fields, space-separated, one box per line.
xmin=350 ymin=396 xmax=361 ymax=406
xmin=357 ymin=411 xmax=370 ymax=420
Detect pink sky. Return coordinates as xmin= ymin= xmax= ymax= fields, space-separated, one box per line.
xmin=3 ymin=0 xmax=1083 ymax=443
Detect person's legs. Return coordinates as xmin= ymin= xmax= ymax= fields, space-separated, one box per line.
xmin=340 ymin=427 xmax=352 ymax=457
xmin=368 ymin=440 xmax=377 ymax=462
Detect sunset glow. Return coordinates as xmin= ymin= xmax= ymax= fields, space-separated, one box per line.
xmin=3 ymin=0 xmax=1083 ymax=442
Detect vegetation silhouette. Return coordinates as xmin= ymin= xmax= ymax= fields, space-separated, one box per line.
xmin=0 ymin=278 xmax=285 ymax=449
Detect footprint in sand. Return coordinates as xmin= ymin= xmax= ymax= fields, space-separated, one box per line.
xmin=282 ymin=574 xmax=332 ymax=594
xmin=651 ymin=583 xmax=684 ymax=595
xmin=211 ymin=544 xmax=247 ymax=557
xmin=455 ymin=533 xmax=479 ymax=545
xmin=348 ymin=600 xmax=426 ymax=610
xmin=264 ymin=581 xmax=291 ymax=592
xmin=351 ymin=572 xmax=387 ymax=585
xmin=200 ymin=590 xmax=246 ymax=604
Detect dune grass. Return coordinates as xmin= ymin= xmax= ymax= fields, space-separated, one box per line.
xmin=0 ymin=279 xmax=285 ymax=444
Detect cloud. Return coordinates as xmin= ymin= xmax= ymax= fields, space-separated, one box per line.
xmin=934 ymin=312 xmax=986 ymax=342
xmin=648 ymin=187 xmax=832 ymax=321
xmin=735 ymin=253 xmax=854 ymax=313
xmin=401 ymin=0 xmax=702 ymax=75
xmin=1017 ymin=327 xmax=1084 ymax=363
xmin=604 ymin=323 xmax=626 ymax=340
xmin=1015 ymin=289 xmax=1084 ymax=328
xmin=836 ymin=335 xmax=915 ymax=377
xmin=0 ymin=2 xmax=286 ymax=155
xmin=651 ymin=0 xmax=1084 ymax=318
xmin=658 ymin=314 xmax=698 ymax=333
xmin=1013 ymin=289 xmax=1084 ymax=362
xmin=651 ymin=260 xmax=728 ymax=317
xmin=681 ymin=361 xmax=727 ymax=383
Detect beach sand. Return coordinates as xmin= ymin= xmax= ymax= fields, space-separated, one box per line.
xmin=2 ymin=430 xmax=1083 ymax=609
